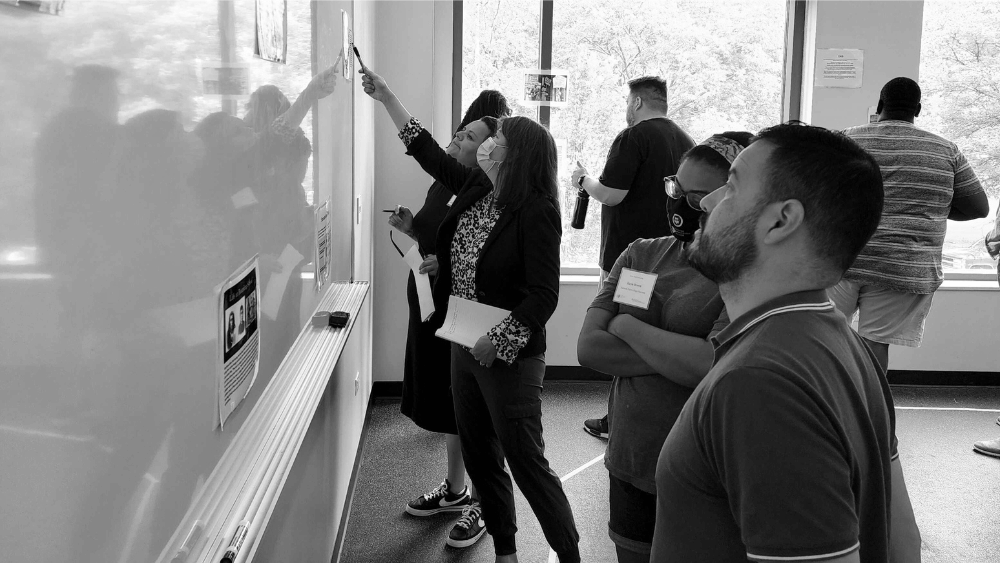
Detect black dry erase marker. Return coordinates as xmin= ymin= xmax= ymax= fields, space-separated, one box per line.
xmin=352 ymin=45 xmax=366 ymax=70
xmin=382 ymin=209 xmax=397 ymax=213
xmin=220 ymin=520 xmax=249 ymax=563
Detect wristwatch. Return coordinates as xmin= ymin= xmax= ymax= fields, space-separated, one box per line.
xmin=577 ymin=174 xmax=586 ymax=188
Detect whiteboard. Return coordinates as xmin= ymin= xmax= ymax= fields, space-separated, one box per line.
xmin=0 ymin=1 xmax=354 ymax=561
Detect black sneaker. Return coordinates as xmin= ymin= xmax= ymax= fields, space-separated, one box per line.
xmin=405 ymin=479 xmax=472 ymax=517
xmin=446 ymin=501 xmax=486 ymax=548
xmin=583 ymin=415 xmax=609 ymax=438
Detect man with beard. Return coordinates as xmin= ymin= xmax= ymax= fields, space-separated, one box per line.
xmin=650 ymin=123 xmax=921 ymax=563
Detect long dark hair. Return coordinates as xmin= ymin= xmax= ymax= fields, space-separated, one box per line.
xmin=459 ymin=89 xmax=511 ymax=131
xmin=493 ymin=116 xmax=559 ymax=210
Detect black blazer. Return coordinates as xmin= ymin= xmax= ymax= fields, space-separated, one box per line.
xmin=406 ymin=129 xmax=561 ymax=360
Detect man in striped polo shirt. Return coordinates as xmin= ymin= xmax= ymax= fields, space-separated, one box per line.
xmin=830 ymin=77 xmax=990 ymax=371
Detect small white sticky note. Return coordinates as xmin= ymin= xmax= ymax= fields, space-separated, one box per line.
xmin=446 ymin=195 xmax=457 ymax=207
xmin=402 ymin=245 xmax=435 ymax=321
xmin=231 ymin=187 xmax=258 ymax=209
xmin=612 ymin=268 xmax=657 ymax=310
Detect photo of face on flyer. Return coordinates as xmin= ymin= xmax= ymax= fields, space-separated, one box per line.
xmin=222 ymin=269 xmax=258 ymax=363
xmin=522 ymin=70 xmax=568 ymax=107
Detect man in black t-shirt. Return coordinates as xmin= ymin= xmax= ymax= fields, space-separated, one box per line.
xmin=572 ymin=76 xmax=694 ymax=276
xmin=572 ymin=76 xmax=694 ymax=439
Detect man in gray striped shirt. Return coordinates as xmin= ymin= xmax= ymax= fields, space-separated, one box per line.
xmin=829 ymin=77 xmax=989 ymax=371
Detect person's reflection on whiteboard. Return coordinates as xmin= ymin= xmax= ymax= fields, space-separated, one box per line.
xmin=191 ymin=112 xmax=257 ymax=274
xmin=244 ymin=85 xmax=313 ymax=375
xmin=34 ymin=65 xmax=122 ymax=327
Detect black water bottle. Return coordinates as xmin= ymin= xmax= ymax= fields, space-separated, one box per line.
xmin=571 ymin=182 xmax=590 ymax=230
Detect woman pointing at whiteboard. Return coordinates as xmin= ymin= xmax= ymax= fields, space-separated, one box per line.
xmin=361 ymin=66 xmax=580 ymax=563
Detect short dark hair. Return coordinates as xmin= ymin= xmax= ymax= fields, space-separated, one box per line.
xmin=681 ymin=131 xmax=754 ymax=175
xmin=459 ymin=90 xmax=511 ymax=131
xmin=494 ymin=116 xmax=559 ymax=210
xmin=479 ymin=115 xmax=500 ymax=136
xmin=627 ymin=76 xmax=668 ymax=113
xmin=753 ymin=122 xmax=884 ymax=275
xmin=879 ymin=77 xmax=921 ymax=116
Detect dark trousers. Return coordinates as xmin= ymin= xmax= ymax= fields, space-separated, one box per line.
xmin=451 ymin=344 xmax=580 ymax=561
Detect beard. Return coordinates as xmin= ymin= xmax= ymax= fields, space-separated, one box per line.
xmin=686 ymin=211 xmax=759 ymax=284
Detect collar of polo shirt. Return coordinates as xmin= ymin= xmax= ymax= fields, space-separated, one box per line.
xmin=711 ymin=289 xmax=836 ymax=348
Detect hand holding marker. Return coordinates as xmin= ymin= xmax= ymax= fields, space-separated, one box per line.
xmin=352 ymin=44 xmax=365 ymax=71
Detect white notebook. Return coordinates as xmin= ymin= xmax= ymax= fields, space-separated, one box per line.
xmin=435 ymin=296 xmax=510 ymax=348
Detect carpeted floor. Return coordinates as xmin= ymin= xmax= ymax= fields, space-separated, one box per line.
xmin=340 ymin=383 xmax=1000 ymax=563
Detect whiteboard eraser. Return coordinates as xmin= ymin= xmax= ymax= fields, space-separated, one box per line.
xmin=312 ymin=311 xmax=331 ymax=328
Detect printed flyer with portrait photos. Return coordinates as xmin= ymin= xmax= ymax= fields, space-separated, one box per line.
xmin=217 ymin=256 xmax=261 ymax=429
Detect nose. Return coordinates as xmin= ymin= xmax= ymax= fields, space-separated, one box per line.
xmin=700 ymin=188 xmax=723 ymax=213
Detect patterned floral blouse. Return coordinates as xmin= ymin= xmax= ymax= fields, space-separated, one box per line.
xmin=399 ymin=117 xmax=531 ymax=364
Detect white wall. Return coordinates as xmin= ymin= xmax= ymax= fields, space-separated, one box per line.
xmin=371 ymin=0 xmax=454 ymax=382
xmin=808 ymin=0 xmax=924 ymax=130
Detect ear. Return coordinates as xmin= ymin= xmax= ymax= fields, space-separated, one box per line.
xmin=761 ymin=199 xmax=805 ymax=246
xmin=914 ymin=103 xmax=921 ymax=117
xmin=633 ymin=96 xmax=642 ymax=111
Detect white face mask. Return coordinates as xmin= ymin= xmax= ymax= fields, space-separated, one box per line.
xmin=476 ymin=136 xmax=506 ymax=180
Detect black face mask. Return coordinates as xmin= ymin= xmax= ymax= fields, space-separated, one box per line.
xmin=666 ymin=195 xmax=704 ymax=243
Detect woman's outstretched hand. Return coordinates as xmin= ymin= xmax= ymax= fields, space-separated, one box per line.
xmin=359 ymin=65 xmax=392 ymax=103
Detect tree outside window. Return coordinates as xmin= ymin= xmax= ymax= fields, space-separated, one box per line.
xmin=920 ymin=0 xmax=1000 ymax=272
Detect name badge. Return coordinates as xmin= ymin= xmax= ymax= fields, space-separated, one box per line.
xmin=613 ymin=268 xmax=657 ymax=310
xmin=446 ymin=195 xmax=457 ymax=207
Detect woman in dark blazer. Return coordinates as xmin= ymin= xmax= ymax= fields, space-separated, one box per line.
xmin=390 ymin=91 xmax=512 ymax=542
xmin=362 ymin=67 xmax=580 ymax=563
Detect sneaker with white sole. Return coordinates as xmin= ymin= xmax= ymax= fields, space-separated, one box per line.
xmin=446 ymin=501 xmax=486 ymax=548
xmin=405 ymin=479 xmax=472 ymax=517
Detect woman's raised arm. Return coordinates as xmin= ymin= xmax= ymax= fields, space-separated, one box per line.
xmin=360 ymin=65 xmax=477 ymax=194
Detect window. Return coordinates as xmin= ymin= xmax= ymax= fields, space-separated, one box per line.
xmin=461 ymin=0 xmax=542 ymax=119
xmin=920 ymin=1 xmax=1000 ymax=274
xmin=461 ymin=0 xmax=790 ymax=268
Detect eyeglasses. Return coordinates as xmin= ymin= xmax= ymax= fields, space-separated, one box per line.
xmin=664 ymin=175 xmax=708 ymax=208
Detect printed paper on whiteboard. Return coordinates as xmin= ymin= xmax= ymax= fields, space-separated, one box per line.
xmin=342 ymin=10 xmax=353 ymax=80
xmin=314 ymin=200 xmax=331 ymax=292
xmin=217 ymin=256 xmax=260 ymax=429
xmin=402 ymin=244 xmax=435 ymax=321
xmin=434 ymin=296 xmax=510 ymax=348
